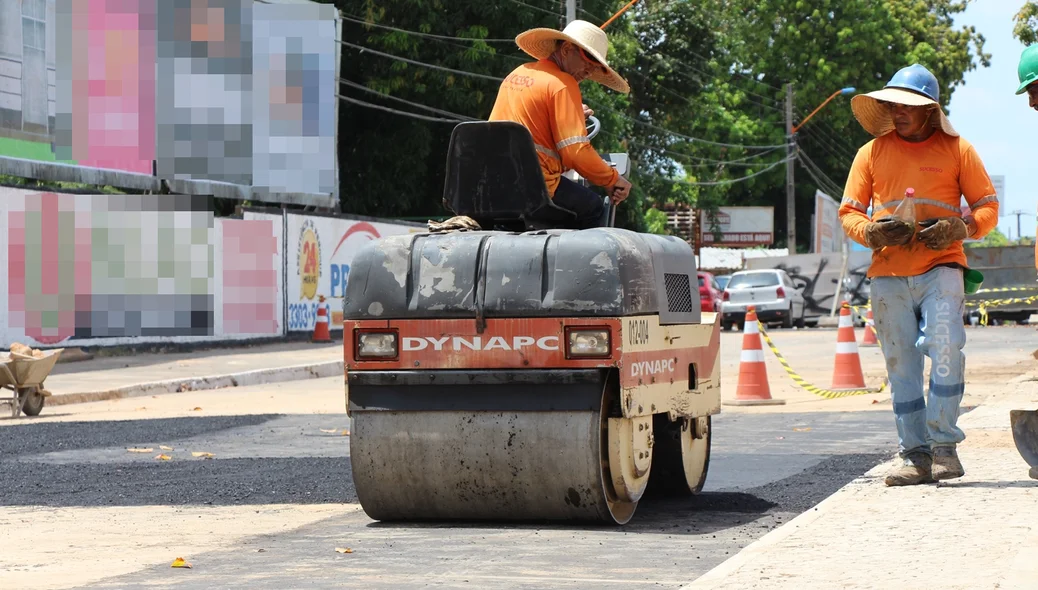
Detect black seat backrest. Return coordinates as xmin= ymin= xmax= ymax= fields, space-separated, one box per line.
xmin=442 ymin=121 xmax=575 ymax=230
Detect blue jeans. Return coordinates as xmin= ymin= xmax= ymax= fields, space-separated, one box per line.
xmin=552 ymin=176 xmax=608 ymax=229
xmin=871 ymin=266 xmax=966 ymax=458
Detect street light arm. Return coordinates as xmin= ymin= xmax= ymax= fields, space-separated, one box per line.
xmin=792 ymin=87 xmax=855 ymax=134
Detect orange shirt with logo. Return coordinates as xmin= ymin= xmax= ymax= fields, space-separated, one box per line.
xmin=489 ymin=59 xmax=618 ymax=197
xmin=839 ymin=131 xmax=999 ymax=278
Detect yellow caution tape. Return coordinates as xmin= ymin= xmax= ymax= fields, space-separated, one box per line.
xmin=974 ymin=285 xmax=1038 ymax=294
xmin=756 ymin=321 xmax=887 ymax=399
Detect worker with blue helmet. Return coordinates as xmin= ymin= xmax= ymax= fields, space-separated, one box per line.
xmin=839 ymin=63 xmax=1000 ymax=487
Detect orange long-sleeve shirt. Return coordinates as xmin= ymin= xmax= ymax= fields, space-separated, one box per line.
xmin=488 ymin=59 xmax=619 ymax=197
xmin=839 ymin=131 xmax=999 ymax=278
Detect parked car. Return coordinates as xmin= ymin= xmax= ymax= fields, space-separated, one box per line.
xmin=714 ymin=274 xmax=732 ymax=292
xmin=698 ymin=271 xmax=724 ymax=313
xmin=721 ymin=269 xmax=807 ymax=330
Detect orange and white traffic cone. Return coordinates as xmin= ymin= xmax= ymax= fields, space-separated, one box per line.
xmin=312 ymin=295 xmax=331 ymax=343
xmin=724 ymin=307 xmax=785 ymax=406
xmin=861 ymin=308 xmax=879 ymax=348
xmin=832 ymin=302 xmax=866 ymax=389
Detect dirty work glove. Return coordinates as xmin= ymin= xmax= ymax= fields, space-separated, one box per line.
xmin=428 ymin=215 xmax=481 ymax=233
xmin=863 ymin=220 xmax=914 ymax=250
xmin=917 ymin=217 xmax=968 ymax=251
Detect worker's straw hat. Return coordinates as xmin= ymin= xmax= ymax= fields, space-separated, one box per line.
xmin=515 ymin=20 xmax=630 ymax=94
xmin=851 ymin=63 xmax=958 ymax=137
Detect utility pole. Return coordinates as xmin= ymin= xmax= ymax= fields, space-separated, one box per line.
xmin=566 ymin=0 xmax=577 ymax=24
xmin=1012 ymin=210 xmax=1026 ymax=241
xmin=785 ymin=83 xmax=796 ymax=253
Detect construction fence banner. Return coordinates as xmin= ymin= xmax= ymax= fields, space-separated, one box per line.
xmin=277 ymin=212 xmax=424 ymax=333
xmin=0 ymin=185 xmax=285 ymax=348
xmin=699 ymin=206 xmax=774 ymax=248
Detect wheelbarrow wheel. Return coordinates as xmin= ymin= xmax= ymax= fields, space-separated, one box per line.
xmin=19 ymin=388 xmax=45 ymax=417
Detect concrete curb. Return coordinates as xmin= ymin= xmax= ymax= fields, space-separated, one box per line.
xmin=46 ymin=360 xmax=344 ymax=407
xmin=681 ymin=457 xmax=898 ymax=590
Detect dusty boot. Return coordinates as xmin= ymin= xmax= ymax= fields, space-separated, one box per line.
xmin=932 ymin=446 xmax=965 ymax=480
xmin=884 ymin=452 xmax=934 ymax=486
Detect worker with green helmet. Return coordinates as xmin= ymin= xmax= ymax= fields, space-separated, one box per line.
xmin=1020 ymin=45 xmax=1038 ymax=278
xmin=1019 ymin=44 xmax=1038 ymax=111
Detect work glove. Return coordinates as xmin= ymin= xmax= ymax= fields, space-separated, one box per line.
xmin=428 ymin=215 xmax=481 ymax=233
xmin=917 ymin=217 xmax=968 ymax=250
xmin=863 ymin=219 xmax=914 ymax=250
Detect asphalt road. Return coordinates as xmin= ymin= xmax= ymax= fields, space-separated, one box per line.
xmin=0 ymin=402 xmax=899 ymax=588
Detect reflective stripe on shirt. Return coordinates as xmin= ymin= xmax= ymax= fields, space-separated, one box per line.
xmin=969 ymin=195 xmax=997 ymax=210
xmin=534 ymin=144 xmax=560 ymax=160
xmin=841 ymin=197 xmax=868 ymax=212
xmin=556 ymin=135 xmax=589 ymax=150
xmin=875 ymin=198 xmax=962 ymax=215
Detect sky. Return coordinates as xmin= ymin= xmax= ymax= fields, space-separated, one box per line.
xmin=948 ymin=0 xmax=1038 ymax=240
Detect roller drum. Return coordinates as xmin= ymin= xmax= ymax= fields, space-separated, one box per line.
xmin=350 ymin=407 xmax=635 ymax=524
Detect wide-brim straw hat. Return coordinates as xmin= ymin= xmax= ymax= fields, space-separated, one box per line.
xmin=850 ymin=87 xmax=958 ymax=137
xmin=515 ymin=19 xmax=630 ymax=94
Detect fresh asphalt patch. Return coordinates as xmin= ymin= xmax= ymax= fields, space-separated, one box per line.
xmin=8 ymin=409 xmax=900 ymax=588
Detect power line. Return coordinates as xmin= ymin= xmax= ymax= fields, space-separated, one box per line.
xmin=342 ymin=14 xmax=517 ymax=43
xmin=652 ymin=156 xmax=792 ymax=187
xmin=797 ymin=147 xmax=845 ymax=196
xmin=339 ymin=94 xmax=464 ymax=123
xmin=340 ymin=79 xmax=480 ymax=121
xmin=509 ymin=0 xmax=561 ymax=17
xmin=627 ymin=116 xmax=785 ymax=150
xmin=340 ymin=40 xmax=505 ymax=82
xmin=630 ymin=140 xmax=783 ymax=166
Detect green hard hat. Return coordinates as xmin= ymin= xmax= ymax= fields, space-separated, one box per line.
xmin=1017 ymin=44 xmax=1038 ymax=95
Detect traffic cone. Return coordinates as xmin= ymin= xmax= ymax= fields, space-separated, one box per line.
xmin=312 ymin=295 xmax=331 ymax=343
xmin=724 ymin=307 xmax=785 ymax=406
xmin=832 ymin=302 xmax=866 ymax=389
xmin=861 ymin=308 xmax=879 ymax=347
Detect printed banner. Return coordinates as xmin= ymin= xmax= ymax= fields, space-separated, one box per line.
xmin=282 ymin=213 xmax=422 ymax=332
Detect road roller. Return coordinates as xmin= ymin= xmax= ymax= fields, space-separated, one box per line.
xmin=342 ymin=118 xmax=722 ymax=525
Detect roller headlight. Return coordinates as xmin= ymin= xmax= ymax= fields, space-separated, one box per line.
xmin=566 ymin=328 xmax=611 ymax=358
xmin=355 ymin=331 xmax=399 ymax=359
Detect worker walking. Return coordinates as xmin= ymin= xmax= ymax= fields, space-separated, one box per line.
xmin=839 ymin=64 xmax=1000 ymax=486
xmin=488 ymin=20 xmax=633 ymax=228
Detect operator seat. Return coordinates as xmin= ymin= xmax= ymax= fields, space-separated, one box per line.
xmin=442 ymin=121 xmax=579 ymax=231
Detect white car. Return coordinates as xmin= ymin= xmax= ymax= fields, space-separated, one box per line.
xmin=721 ymin=269 xmax=807 ymax=330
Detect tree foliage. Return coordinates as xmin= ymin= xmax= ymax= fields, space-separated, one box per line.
xmin=1015 ymin=1 xmax=1038 ymax=46
xmin=335 ymin=1 xmax=990 ymax=249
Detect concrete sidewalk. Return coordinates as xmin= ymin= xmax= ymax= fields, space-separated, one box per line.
xmin=36 ymin=341 xmax=343 ymax=406
xmin=685 ymin=375 xmax=1038 ymax=590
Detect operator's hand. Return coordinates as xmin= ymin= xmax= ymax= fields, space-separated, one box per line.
xmin=609 ymin=176 xmax=632 ymax=204
xmin=582 ymin=103 xmax=594 ymax=119
xmin=917 ymin=217 xmax=969 ymax=250
xmin=863 ymin=219 xmax=914 ymax=250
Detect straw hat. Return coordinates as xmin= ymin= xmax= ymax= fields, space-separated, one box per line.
xmin=850 ymin=64 xmax=958 ymax=137
xmin=515 ymin=20 xmax=630 ymax=94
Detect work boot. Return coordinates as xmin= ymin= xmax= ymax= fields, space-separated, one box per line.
xmin=932 ymin=446 xmax=965 ymax=480
xmin=884 ymin=451 xmax=934 ymax=487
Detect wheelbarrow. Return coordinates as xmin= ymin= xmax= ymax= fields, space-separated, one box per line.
xmin=1010 ymin=409 xmax=1038 ymax=480
xmin=0 ymin=348 xmax=63 ymax=418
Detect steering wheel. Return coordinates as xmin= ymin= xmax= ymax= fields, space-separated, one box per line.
xmin=586 ymin=115 xmax=601 ymax=140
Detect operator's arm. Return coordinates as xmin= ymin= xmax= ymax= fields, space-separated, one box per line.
xmin=548 ymin=87 xmax=618 ymax=188
xmin=838 ymin=145 xmax=874 ymax=247
xmin=958 ymin=142 xmax=999 ymax=239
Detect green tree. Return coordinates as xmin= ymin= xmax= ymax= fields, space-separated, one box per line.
xmin=1015 ymin=2 xmax=1038 ymax=46
xmin=689 ymin=0 xmax=990 ymax=252
xmin=334 ymin=1 xmax=990 ymax=247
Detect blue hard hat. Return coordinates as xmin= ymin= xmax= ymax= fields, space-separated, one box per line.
xmin=884 ymin=64 xmax=940 ymax=103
